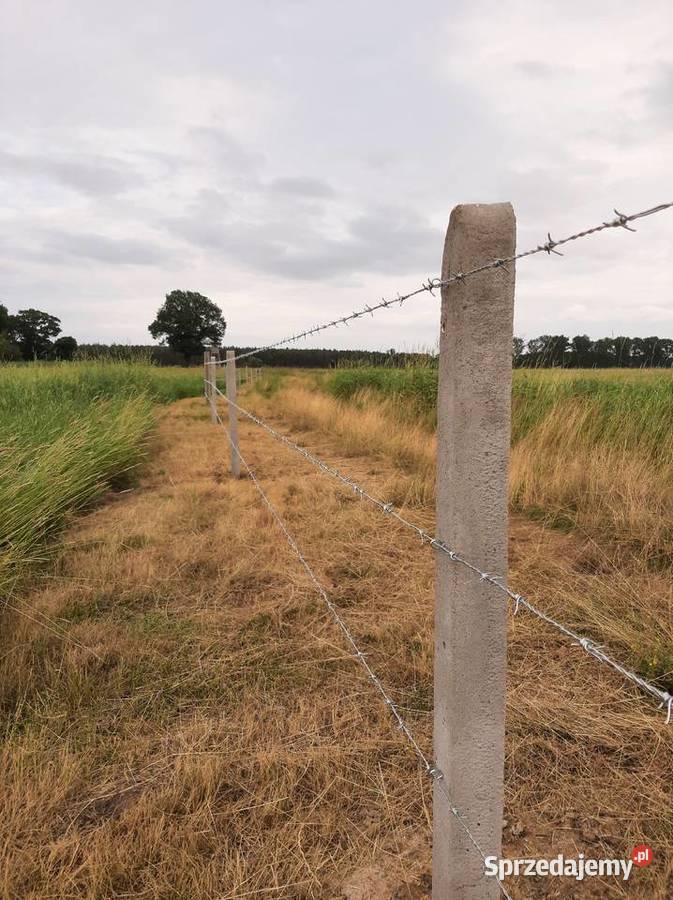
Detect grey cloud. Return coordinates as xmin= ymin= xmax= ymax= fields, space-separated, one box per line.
xmin=42 ymin=232 xmax=172 ymax=266
xmin=0 ymin=150 xmax=144 ymax=196
xmin=267 ymin=176 xmax=335 ymax=198
xmin=496 ymin=164 xmax=607 ymax=218
xmin=165 ymin=198 xmax=437 ymax=281
xmin=2 ymin=0 xmax=672 ymax=346
xmin=189 ymin=127 xmax=266 ymax=173
xmin=642 ymin=63 xmax=673 ymax=120
xmin=515 ymin=61 xmax=572 ymax=79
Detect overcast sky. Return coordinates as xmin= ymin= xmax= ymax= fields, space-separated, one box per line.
xmin=1 ymin=1 xmax=672 ymax=352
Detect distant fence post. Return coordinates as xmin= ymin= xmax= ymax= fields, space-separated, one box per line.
xmin=208 ymin=350 xmax=218 ymax=424
xmin=203 ymin=350 xmax=209 ymax=404
xmin=226 ymin=349 xmax=241 ymax=477
xmin=434 ymin=203 xmax=515 ymax=898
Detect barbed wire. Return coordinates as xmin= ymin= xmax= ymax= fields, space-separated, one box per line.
xmin=208 ymin=395 xmax=513 ymax=900
xmin=211 ymin=201 xmax=673 ymax=365
xmin=207 ymin=383 xmax=673 ymax=724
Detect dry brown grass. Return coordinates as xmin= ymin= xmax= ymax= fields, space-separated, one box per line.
xmin=260 ymin=384 xmax=436 ymax=508
xmin=510 ymin=398 xmax=673 ymax=562
xmin=252 ymin=381 xmax=673 ymax=682
xmin=1 ymin=385 xmax=672 ymax=898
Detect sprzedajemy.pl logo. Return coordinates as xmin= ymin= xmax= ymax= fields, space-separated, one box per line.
xmin=484 ymin=845 xmax=653 ymax=882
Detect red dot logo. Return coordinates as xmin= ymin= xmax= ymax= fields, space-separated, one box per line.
xmin=632 ymin=845 xmax=653 ymax=867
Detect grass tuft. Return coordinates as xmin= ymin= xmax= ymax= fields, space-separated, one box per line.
xmin=0 ymin=360 xmax=204 ymax=595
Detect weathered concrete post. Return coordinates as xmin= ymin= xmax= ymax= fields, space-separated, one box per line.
xmin=208 ymin=350 xmax=218 ymax=424
xmin=203 ymin=350 xmax=210 ymax=404
xmin=225 ymin=349 xmax=241 ymax=478
xmin=433 ymin=203 xmax=515 ymax=898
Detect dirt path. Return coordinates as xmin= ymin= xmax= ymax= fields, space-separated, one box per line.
xmin=1 ymin=395 xmax=670 ymax=898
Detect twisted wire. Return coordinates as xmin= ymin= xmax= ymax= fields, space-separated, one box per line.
xmin=209 ymin=398 xmax=513 ymax=900
xmin=210 ymin=201 xmax=673 ymax=365
xmin=207 ymin=384 xmax=673 ymax=724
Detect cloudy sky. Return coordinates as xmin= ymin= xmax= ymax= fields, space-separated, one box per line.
xmin=1 ymin=1 xmax=672 ymax=352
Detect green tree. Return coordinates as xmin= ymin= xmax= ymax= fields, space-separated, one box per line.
xmin=512 ymin=336 xmax=525 ymax=365
xmin=52 ymin=335 xmax=78 ymax=360
xmin=614 ymin=336 xmax=633 ymax=367
xmin=526 ymin=334 xmax=569 ymax=367
xmin=0 ymin=333 xmax=21 ymax=361
xmin=569 ymin=334 xmax=593 ymax=367
xmin=149 ymin=290 xmax=226 ymax=364
xmin=0 ymin=304 xmax=20 ymax=360
xmin=8 ymin=308 xmax=61 ymax=360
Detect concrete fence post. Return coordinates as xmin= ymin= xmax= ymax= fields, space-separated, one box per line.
xmin=203 ymin=350 xmax=210 ymax=404
xmin=226 ymin=349 xmax=241 ymax=477
xmin=433 ymin=203 xmax=515 ymax=898
xmin=208 ymin=350 xmax=218 ymax=424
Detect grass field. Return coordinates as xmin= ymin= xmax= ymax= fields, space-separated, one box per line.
xmin=0 ymin=361 xmax=203 ymax=597
xmin=325 ymin=366 xmax=673 ymax=557
xmin=1 ymin=362 xmax=672 ymax=898
xmin=258 ymin=368 xmax=673 ymax=693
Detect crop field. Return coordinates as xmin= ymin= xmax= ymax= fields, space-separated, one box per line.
xmin=0 ymin=362 xmax=672 ymax=898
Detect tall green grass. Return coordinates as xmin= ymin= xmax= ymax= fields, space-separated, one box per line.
xmin=326 ymin=365 xmax=673 ymax=458
xmin=326 ymin=365 xmax=438 ymax=427
xmin=509 ymin=370 xmax=673 ymax=556
xmin=323 ymin=365 xmax=673 ymax=553
xmin=0 ymin=361 xmax=204 ymax=595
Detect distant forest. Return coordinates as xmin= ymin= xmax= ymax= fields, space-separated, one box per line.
xmin=74 ymin=344 xmax=420 ymax=368
xmin=4 ymin=297 xmax=671 ymax=368
xmin=73 ymin=335 xmax=673 ymax=369
xmin=513 ymin=334 xmax=673 ymax=368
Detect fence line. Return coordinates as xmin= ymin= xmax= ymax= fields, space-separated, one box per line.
xmin=212 ymin=201 xmax=673 ymax=365
xmin=207 ymin=383 xmax=673 ymax=723
xmin=208 ymin=399 xmax=513 ymax=900
xmin=205 ymin=198 xmax=673 ymax=898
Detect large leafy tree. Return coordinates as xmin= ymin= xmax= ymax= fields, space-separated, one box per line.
xmin=149 ymin=290 xmax=226 ymax=363
xmin=8 ymin=308 xmax=61 ymax=360
xmin=569 ymin=334 xmax=593 ymax=367
xmin=0 ymin=304 xmax=20 ymax=360
xmin=0 ymin=334 xmax=21 ymax=361
xmin=512 ymin=336 xmax=525 ymax=365
xmin=526 ymin=334 xmax=569 ymax=367
xmin=52 ymin=335 xmax=78 ymax=360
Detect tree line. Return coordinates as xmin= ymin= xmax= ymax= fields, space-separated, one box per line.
xmin=513 ymin=334 xmax=673 ymax=368
xmin=72 ymin=343 xmax=422 ymax=368
xmin=0 ymin=305 xmax=78 ymax=361
xmin=3 ymin=290 xmax=673 ymax=369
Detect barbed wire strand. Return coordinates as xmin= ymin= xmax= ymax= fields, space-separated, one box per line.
xmin=208 ymin=396 xmax=514 ymax=900
xmin=207 ymin=383 xmax=673 ymax=724
xmin=210 ymin=201 xmax=673 ymax=366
